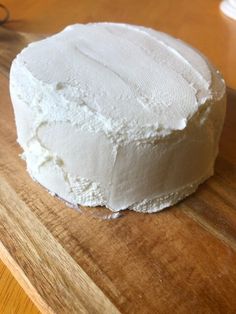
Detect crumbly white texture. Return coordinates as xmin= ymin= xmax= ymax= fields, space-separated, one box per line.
xmin=10 ymin=23 xmax=226 ymax=212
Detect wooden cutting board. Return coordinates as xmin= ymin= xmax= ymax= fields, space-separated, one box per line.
xmin=1 ymin=28 xmax=236 ymax=314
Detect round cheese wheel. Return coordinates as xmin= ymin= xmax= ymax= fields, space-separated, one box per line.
xmin=10 ymin=23 xmax=226 ymax=213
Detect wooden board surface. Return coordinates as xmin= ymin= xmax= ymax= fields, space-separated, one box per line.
xmin=0 ymin=261 xmax=40 ymax=314
xmin=0 ymin=25 xmax=41 ymax=314
xmin=1 ymin=79 xmax=236 ymax=314
xmin=1 ymin=2 xmax=236 ymax=312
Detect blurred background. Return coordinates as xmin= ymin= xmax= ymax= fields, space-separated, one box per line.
xmin=1 ymin=0 xmax=236 ymax=89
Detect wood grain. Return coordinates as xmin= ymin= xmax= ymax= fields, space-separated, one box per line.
xmin=0 ymin=0 xmax=236 ymax=313
xmin=0 ymin=27 xmax=42 ymax=314
xmin=0 ymin=179 xmax=119 ymax=314
xmin=1 ymin=57 xmax=236 ymax=313
xmin=0 ymin=260 xmax=40 ymax=314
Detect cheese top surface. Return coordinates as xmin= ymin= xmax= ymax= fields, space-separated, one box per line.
xmin=14 ymin=23 xmax=225 ymax=144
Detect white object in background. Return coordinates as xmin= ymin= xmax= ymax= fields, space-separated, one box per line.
xmin=220 ymin=0 xmax=236 ymax=20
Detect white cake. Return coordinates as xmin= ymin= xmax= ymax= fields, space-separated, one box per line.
xmin=10 ymin=23 xmax=226 ymax=213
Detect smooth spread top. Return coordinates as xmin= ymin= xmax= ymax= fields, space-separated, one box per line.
xmin=14 ymin=23 xmax=225 ymax=144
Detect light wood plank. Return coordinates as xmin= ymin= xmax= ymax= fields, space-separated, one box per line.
xmin=0 ymin=260 xmax=40 ymax=314
xmin=0 ymin=179 xmax=119 ymax=314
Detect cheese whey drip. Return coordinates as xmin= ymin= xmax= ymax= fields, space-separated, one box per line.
xmin=10 ymin=23 xmax=226 ymax=213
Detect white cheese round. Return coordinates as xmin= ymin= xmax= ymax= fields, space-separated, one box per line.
xmin=10 ymin=23 xmax=226 ymax=213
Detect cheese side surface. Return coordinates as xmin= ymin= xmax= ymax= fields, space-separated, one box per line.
xmin=10 ymin=23 xmax=226 ymax=213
